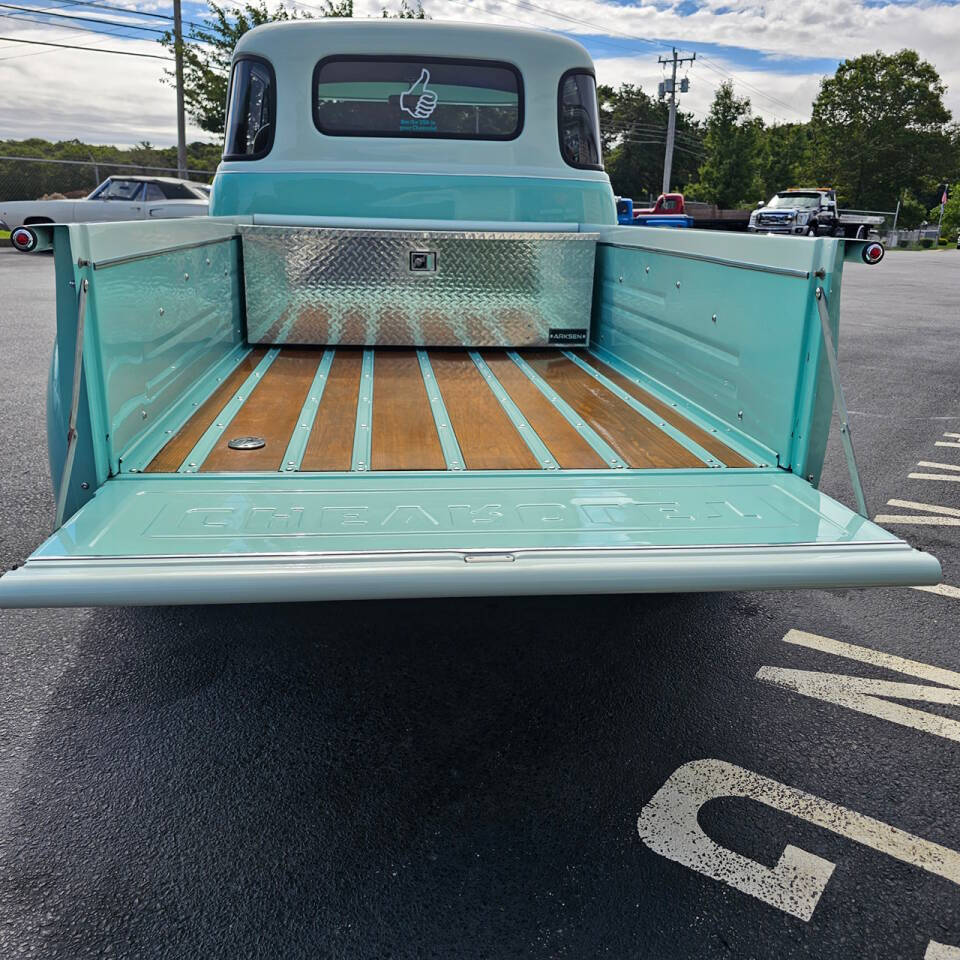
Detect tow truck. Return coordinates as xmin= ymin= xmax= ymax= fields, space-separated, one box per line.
xmin=749 ymin=188 xmax=884 ymax=239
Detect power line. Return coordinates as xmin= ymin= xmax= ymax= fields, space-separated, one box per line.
xmin=696 ymin=54 xmax=806 ymax=120
xmin=0 ymin=3 xmax=166 ymax=32
xmin=0 ymin=11 xmax=173 ymax=47
xmin=0 ymin=32 xmax=171 ymax=55
xmin=49 ymin=0 xmax=202 ymax=27
xmin=0 ymin=9 xmax=164 ymax=40
xmin=600 ymin=120 xmax=704 ymax=145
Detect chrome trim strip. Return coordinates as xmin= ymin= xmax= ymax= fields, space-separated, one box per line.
xmin=601 ymin=241 xmax=811 ymax=279
xmin=178 ymin=348 xmax=280 ymax=473
xmin=468 ymin=351 xmax=558 ymax=470
xmin=417 ymin=350 xmax=464 ymax=471
xmin=24 ymin=540 xmax=915 ymax=563
xmin=351 ymin=349 xmax=375 ymax=472
xmin=562 ymin=350 xmax=720 ymax=468
xmin=280 ymin=349 xmax=335 ymax=472
xmin=108 ymin=465 xmax=783 ymax=480
xmin=507 ymin=350 xmax=624 ymax=469
xmin=83 ymin=235 xmax=236 ymax=270
xmin=54 ymin=277 xmax=89 ymax=529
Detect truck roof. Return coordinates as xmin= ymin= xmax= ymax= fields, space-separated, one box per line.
xmin=226 ymin=20 xmax=606 ymax=183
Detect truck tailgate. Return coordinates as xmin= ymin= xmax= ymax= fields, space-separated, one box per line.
xmin=0 ymin=470 xmax=939 ymax=606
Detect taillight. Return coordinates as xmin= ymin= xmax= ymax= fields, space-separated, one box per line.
xmin=10 ymin=227 xmax=36 ymax=252
xmin=861 ymin=242 xmax=884 ymax=265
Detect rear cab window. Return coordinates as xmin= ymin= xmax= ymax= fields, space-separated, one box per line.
xmin=313 ymin=56 xmax=523 ymax=140
xmin=558 ymin=70 xmax=602 ymax=170
xmin=224 ymin=56 xmax=277 ymax=160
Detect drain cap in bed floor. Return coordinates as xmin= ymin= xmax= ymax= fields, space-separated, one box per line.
xmin=227 ymin=436 xmax=266 ymax=450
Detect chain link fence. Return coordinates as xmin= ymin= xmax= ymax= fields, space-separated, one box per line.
xmin=0 ymin=156 xmax=215 ymax=204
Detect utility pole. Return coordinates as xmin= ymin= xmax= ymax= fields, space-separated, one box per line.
xmin=658 ymin=48 xmax=695 ymax=194
xmin=173 ymin=0 xmax=187 ymax=179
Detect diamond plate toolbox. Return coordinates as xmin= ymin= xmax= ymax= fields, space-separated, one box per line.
xmin=239 ymin=226 xmax=598 ymax=348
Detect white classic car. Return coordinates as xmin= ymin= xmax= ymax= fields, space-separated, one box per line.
xmin=1 ymin=175 xmax=209 ymax=246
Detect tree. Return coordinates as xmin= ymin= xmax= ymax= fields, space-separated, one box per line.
xmin=160 ymin=0 xmax=425 ymax=136
xmin=597 ymin=83 xmax=703 ymax=200
xmin=806 ymin=50 xmax=953 ymax=210
xmin=756 ymin=123 xmax=809 ymax=200
xmin=684 ymin=82 xmax=761 ymax=208
xmin=897 ymin=188 xmax=928 ymax=229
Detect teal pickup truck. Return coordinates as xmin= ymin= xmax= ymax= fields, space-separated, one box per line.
xmin=0 ymin=20 xmax=940 ymax=606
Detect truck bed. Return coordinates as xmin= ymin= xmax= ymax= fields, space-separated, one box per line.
xmin=144 ymin=347 xmax=754 ymax=474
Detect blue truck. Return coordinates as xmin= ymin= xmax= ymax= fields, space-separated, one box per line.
xmin=0 ymin=20 xmax=937 ymax=606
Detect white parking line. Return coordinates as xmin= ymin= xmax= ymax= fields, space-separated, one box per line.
xmin=761 ymin=630 xmax=960 ymax=739
xmin=912 ymin=584 xmax=960 ymax=600
xmin=908 ymin=473 xmax=960 ymax=483
xmin=782 ymin=629 xmax=960 ymax=686
xmin=875 ymin=515 xmax=960 ymax=526
xmin=927 ymin=942 xmax=960 ymax=959
xmin=934 ymin=442 xmax=960 ymax=449
xmin=917 ymin=461 xmax=960 ymax=473
xmin=887 ymin=499 xmax=960 ymax=516
xmin=943 ymin=433 xmax=960 ymax=440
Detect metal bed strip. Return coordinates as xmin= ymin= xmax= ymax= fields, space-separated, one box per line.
xmin=586 ymin=343 xmax=775 ymax=467
xmin=351 ymin=349 xmax=375 ymax=472
xmin=468 ymin=352 xmax=558 ymax=470
xmin=561 ymin=350 xmax=722 ymax=468
xmin=280 ymin=349 xmax=336 ymax=472
xmin=506 ymin=351 xmax=625 ymax=469
xmin=416 ymin=350 xmax=465 ymax=471
xmin=177 ymin=348 xmax=280 ymax=473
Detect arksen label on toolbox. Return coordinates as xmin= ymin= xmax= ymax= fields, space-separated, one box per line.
xmin=549 ymin=328 xmax=588 ymax=344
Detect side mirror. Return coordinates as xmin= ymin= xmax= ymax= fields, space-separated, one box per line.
xmin=756 ymin=200 xmax=765 ymax=209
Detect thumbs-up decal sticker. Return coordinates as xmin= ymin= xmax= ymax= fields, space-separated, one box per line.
xmin=399 ymin=68 xmax=438 ymax=119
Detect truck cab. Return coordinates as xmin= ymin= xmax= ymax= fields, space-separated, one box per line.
xmin=211 ymin=21 xmax=614 ymax=225
xmin=0 ymin=21 xmax=937 ymax=607
xmin=634 ymin=193 xmax=686 ymax=216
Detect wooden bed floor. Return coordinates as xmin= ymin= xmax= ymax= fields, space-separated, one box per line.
xmin=145 ymin=347 xmax=754 ymax=474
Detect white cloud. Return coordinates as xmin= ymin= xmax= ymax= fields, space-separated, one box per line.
xmin=427 ymin=0 xmax=960 ymax=122
xmin=0 ymin=25 xmax=209 ymax=145
xmin=0 ymin=0 xmax=957 ymax=146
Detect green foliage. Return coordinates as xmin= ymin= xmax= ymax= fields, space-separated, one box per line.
xmin=755 ymin=123 xmax=809 ymax=201
xmin=0 ymin=138 xmax=221 ymax=203
xmin=160 ymin=0 xmax=425 ymax=136
xmin=896 ymin=189 xmax=928 ymax=229
xmin=920 ymin=237 xmax=934 ymax=248
xmin=382 ymin=0 xmax=427 ymax=16
xmin=597 ymin=83 xmax=703 ymax=200
xmin=684 ymin=82 xmax=761 ymax=208
xmin=934 ymin=191 xmax=960 ymax=241
xmin=806 ymin=49 xmax=954 ymax=210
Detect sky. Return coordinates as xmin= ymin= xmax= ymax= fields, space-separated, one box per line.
xmin=0 ymin=0 xmax=958 ymax=151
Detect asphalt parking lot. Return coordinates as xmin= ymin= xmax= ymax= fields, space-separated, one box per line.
xmin=0 ymin=245 xmax=959 ymax=959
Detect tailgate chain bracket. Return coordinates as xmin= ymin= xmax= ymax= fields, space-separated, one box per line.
xmin=815 ymin=286 xmax=869 ymax=519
